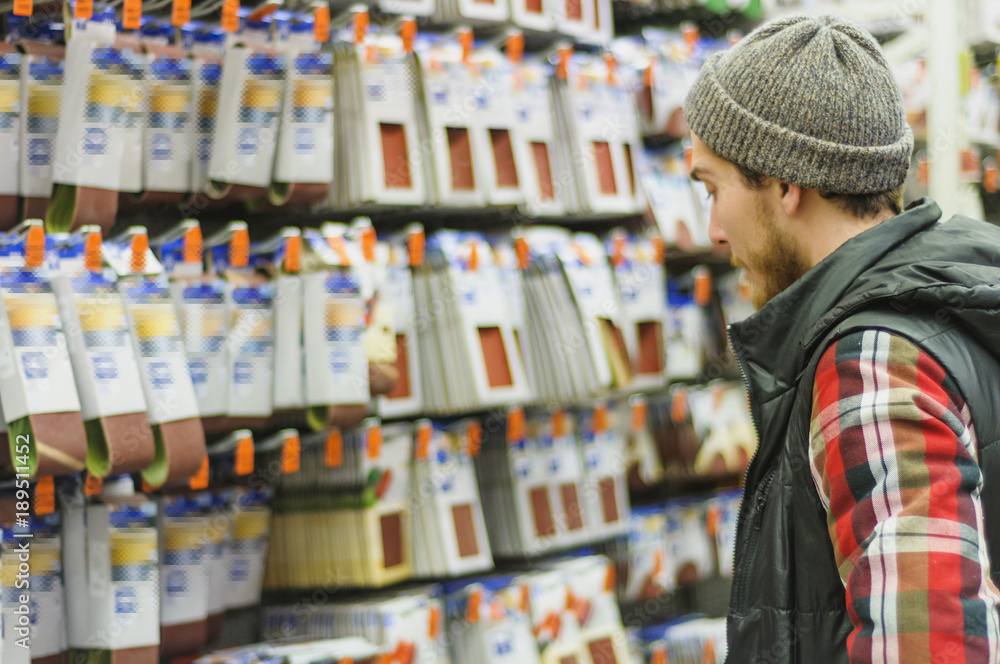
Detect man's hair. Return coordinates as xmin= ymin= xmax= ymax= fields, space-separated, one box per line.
xmin=736 ymin=163 xmax=905 ymax=219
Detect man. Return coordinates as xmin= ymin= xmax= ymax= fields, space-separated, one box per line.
xmin=683 ymin=14 xmax=1000 ymax=664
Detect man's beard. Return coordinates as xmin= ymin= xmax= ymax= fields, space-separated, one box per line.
xmin=731 ymin=199 xmax=810 ymax=310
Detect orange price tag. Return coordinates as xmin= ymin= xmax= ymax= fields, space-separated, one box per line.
xmin=129 ymin=232 xmax=148 ymax=273
xmin=631 ymin=398 xmax=648 ymax=433
xmin=325 ymin=429 xmax=344 ymax=468
xmin=514 ymin=235 xmax=529 ymax=269
xmin=13 ymin=0 xmax=32 ymax=17
xmin=467 ymin=421 xmax=482 ymax=458
xmin=328 ymin=234 xmax=352 ymax=266
xmin=367 ymin=425 xmax=383 ymax=460
xmin=235 ymin=435 xmax=255 ymax=476
xmin=230 ymin=227 xmax=249 ymax=268
xmin=400 ymin=18 xmax=416 ymax=54
xmin=123 ymin=0 xmax=142 ymax=29
xmin=670 ymin=388 xmax=688 ymax=423
xmin=650 ymin=647 xmax=667 ymax=664
xmin=610 ymin=232 xmax=625 ymax=267
xmin=650 ymin=231 xmax=665 ymax=264
xmin=183 ymin=225 xmax=202 ymax=264
xmin=506 ymin=32 xmax=524 ymax=64
xmin=284 ymin=234 xmax=301 ymax=273
xmin=702 ymin=640 xmax=716 ymax=664
xmin=593 ymin=403 xmax=609 ymax=434
xmin=693 ymin=266 xmax=712 ymax=306
xmin=519 ymin=583 xmax=530 ymax=613
xmin=706 ymin=506 xmax=719 ymax=537
xmin=556 ymin=45 xmax=571 ymax=80
xmin=552 ymin=409 xmax=568 ymax=438
xmin=221 ymin=0 xmax=240 ymax=32
xmin=84 ymin=230 xmax=102 ymax=273
xmin=604 ymin=563 xmax=616 ymax=592
xmin=361 ymin=225 xmax=376 ymax=262
xmin=171 ymin=0 xmax=190 ymax=26
xmin=353 ymin=9 xmax=369 ymax=45
xmin=506 ymin=407 xmax=525 ymax=444
xmin=428 ymin=606 xmax=442 ymax=638
xmin=571 ymin=241 xmax=592 ymax=265
xmin=74 ymin=0 xmax=93 ymax=19
xmin=415 ymin=422 xmax=432 ymax=460
xmin=84 ymin=472 xmax=104 ymax=497
xmin=408 ymin=228 xmax=425 ymax=267
xmin=466 ymin=589 xmax=482 ymax=623
xmin=467 ymin=242 xmax=478 ymax=271
xmin=189 ymin=455 xmax=209 ymax=490
xmin=34 ymin=476 xmax=55 ymax=516
xmin=282 ymin=434 xmax=300 ymax=474
xmin=25 ymin=225 xmax=45 ymax=268
xmin=314 ymin=4 xmax=331 ymax=43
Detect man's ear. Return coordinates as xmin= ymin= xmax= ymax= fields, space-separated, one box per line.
xmin=778 ymin=181 xmax=804 ymax=217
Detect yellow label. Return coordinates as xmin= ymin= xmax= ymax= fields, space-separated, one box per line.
xmin=324 ymin=301 xmax=362 ymax=327
xmin=131 ymin=305 xmax=178 ymax=338
xmin=88 ymin=75 xmax=130 ymax=107
xmin=0 ymin=551 xmax=20 ymax=587
xmin=230 ymin=309 xmax=272 ymax=338
xmin=110 ymin=530 xmax=158 ymax=566
xmin=232 ymin=508 xmax=270 ymax=540
xmin=0 ymin=83 xmax=19 ymax=114
xmin=77 ymin=298 xmax=126 ymax=331
xmin=198 ymin=89 xmax=218 ymax=119
xmin=150 ymin=84 xmax=190 ymax=114
xmin=5 ymin=294 xmax=58 ymax=329
xmin=241 ymin=80 xmax=281 ymax=110
xmin=29 ymin=545 xmax=61 ymax=575
xmin=163 ymin=521 xmax=208 ymax=551
xmin=292 ymin=81 xmax=330 ymax=109
xmin=28 ymin=86 xmax=60 ymax=118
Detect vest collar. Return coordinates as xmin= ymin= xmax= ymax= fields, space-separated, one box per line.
xmin=728 ymin=198 xmax=943 ymax=402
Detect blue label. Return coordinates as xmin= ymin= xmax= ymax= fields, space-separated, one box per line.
xmin=147 ymin=361 xmax=174 ymax=387
xmin=150 ymin=132 xmax=172 ymax=160
xmin=293 ymin=127 xmax=314 ymax=152
xmin=91 ymin=353 xmax=119 ymax=380
xmin=83 ymin=127 xmax=108 ymax=155
xmin=27 ymin=138 xmax=51 ymax=165
xmin=166 ymin=569 xmax=187 ymax=594
xmin=236 ymin=128 xmax=258 ymax=155
xmin=188 ymin=359 xmax=208 ymax=385
xmin=229 ymin=558 xmax=249 ymax=582
xmin=233 ymin=360 xmax=252 ymax=384
xmin=115 ymin=588 xmax=137 ymax=614
xmin=21 ymin=351 xmax=47 ymax=378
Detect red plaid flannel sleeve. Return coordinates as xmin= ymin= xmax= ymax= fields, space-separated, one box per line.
xmin=810 ymin=329 xmax=1000 ymax=664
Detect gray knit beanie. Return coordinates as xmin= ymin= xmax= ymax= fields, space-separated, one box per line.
xmin=683 ymin=14 xmax=913 ymax=194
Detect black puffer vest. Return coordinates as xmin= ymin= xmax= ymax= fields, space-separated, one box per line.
xmin=725 ymin=199 xmax=1000 ymax=663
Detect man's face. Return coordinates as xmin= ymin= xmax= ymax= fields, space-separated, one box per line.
xmin=689 ymin=134 xmax=809 ymax=309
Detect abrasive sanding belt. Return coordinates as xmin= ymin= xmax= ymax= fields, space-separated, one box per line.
xmin=122 ymin=43 xmax=191 ymax=210
xmin=0 ymin=43 xmax=19 ymax=229
xmin=8 ymin=407 xmax=87 ymax=478
xmin=18 ymin=41 xmax=64 ymax=223
xmin=45 ymin=36 xmax=151 ymax=234
xmin=204 ymin=45 xmax=283 ymax=205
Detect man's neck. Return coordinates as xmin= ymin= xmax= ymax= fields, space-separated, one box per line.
xmin=802 ymin=207 xmax=897 ymax=270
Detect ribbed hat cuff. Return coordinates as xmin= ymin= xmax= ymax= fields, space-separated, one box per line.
xmin=683 ymin=53 xmax=913 ymax=195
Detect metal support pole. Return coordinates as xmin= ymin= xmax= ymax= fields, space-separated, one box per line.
xmin=926 ymin=0 xmax=962 ymax=219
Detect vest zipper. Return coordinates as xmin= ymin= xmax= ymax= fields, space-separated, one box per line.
xmin=728 ymin=326 xmax=764 ymax=613
xmin=734 ymin=467 xmax=778 ymax=612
